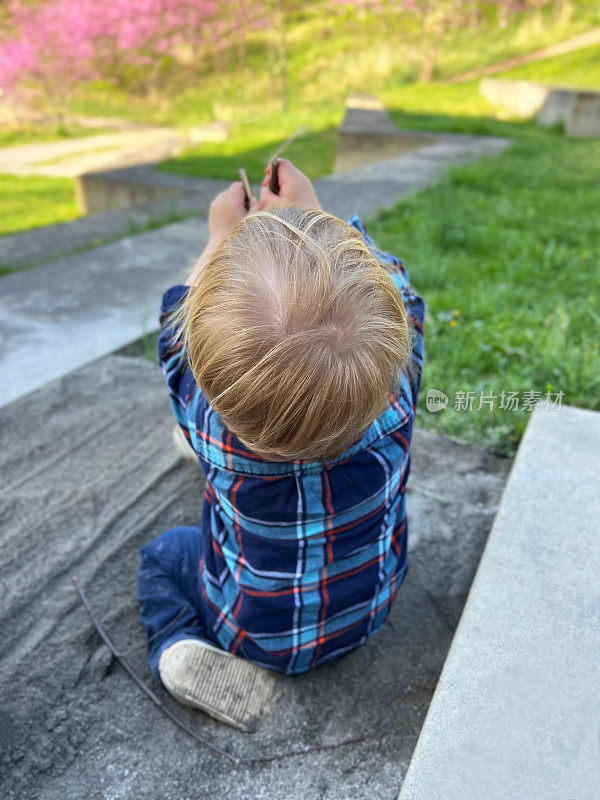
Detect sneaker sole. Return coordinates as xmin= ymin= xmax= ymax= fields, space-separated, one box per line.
xmin=158 ymin=638 xmax=279 ymax=732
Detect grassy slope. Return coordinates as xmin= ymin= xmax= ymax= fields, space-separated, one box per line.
xmin=2 ymin=3 xmax=599 ymax=235
xmin=158 ymin=2 xmax=600 ymax=180
xmin=366 ymin=129 xmax=600 ymax=451
xmin=495 ymin=41 xmax=600 ymax=86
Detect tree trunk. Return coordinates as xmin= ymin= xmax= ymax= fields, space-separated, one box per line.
xmin=275 ymin=2 xmax=288 ymax=112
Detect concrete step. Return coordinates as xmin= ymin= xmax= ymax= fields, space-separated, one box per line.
xmin=0 ymin=127 xmax=187 ymax=177
xmin=0 ymin=136 xmax=509 ymax=407
xmin=0 ymin=192 xmax=220 ymax=272
xmin=398 ymin=404 xmax=600 ymax=800
xmin=0 ymin=216 xmax=207 ymax=407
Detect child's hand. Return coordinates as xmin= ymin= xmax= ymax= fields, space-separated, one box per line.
xmin=208 ymin=181 xmax=260 ymax=247
xmin=186 ymin=182 xmax=259 ymax=286
xmin=259 ymin=159 xmax=322 ymax=210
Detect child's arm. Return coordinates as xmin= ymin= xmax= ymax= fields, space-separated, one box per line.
xmin=187 ymin=182 xmax=260 ymax=286
xmin=157 ymin=284 xmax=198 ymax=449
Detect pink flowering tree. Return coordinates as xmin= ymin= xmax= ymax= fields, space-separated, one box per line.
xmin=0 ymin=0 xmax=267 ymax=112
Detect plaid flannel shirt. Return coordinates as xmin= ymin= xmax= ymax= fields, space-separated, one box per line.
xmin=157 ymin=214 xmax=425 ymax=675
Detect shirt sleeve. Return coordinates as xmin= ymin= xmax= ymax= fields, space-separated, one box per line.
xmin=157 ymin=284 xmax=201 ymax=451
xmin=345 ymin=214 xmax=425 ymax=411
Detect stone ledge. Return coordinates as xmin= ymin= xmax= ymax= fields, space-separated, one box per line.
xmin=480 ymin=78 xmax=600 ymax=136
xmin=399 ymin=405 xmax=600 ymax=800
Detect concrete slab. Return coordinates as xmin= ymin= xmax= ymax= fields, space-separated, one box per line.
xmin=0 ymin=217 xmax=206 ymax=406
xmin=335 ymin=91 xmax=508 ymax=173
xmin=0 ymin=137 xmax=509 ymax=407
xmin=0 ymin=127 xmax=188 ymax=178
xmin=566 ymin=91 xmax=600 ymax=137
xmin=480 ymin=77 xmax=600 ymax=133
xmin=75 ymin=165 xmax=229 ymax=215
xmin=399 ymin=405 xmax=600 ymax=800
xmin=0 ymin=354 xmax=511 ymax=800
xmin=317 ymin=138 xmax=509 ymax=219
xmin=0 ymin=192 xmax=221 ymax=271
xmin=480 ymin=77 xmax=555 ymax=118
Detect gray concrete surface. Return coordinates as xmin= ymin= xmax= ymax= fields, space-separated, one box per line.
xmin=480 ymin=77 xmax=600 ymax=134
xmin=399 ymin=405 xmax=600 ymax=800
xmin=0 ymin=136 xmax=509 ymax=408
xmin=0 ymin=217 xmax=207 ymax=406
xmin=74 ymin=166 xmax=228 ymax=215
xmin=0 ymin=127 xmax=188 ymax=178
xmin=333 ymin=93 xmax=508 ymax=173
xmin=319 ymin=138 xmax=509 ymax=220
xmin=566 ymin=91 xmax=600 ymax=137
xmin=0 ymin=192 xmax=221 ymax=271
xmin=334 ymin=93 xmax=436 ymax=172
xmin=0 ymin=354 xmax=511 ymax=800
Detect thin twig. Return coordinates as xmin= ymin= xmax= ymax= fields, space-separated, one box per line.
xmin=244 ymin=735 xmax=366 ymax=764
xmin=72 ymin=576 xmax=240 ymax=764
xmin=72 ymin=576 xmax=365 ymax=765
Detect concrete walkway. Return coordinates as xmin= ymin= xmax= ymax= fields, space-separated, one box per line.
xmin=0 ymin=354 xmax=511 ymax=800
xmin=0 ymin=180 xmax=230 ymax=271
xmin=0 ymin=135 xmax=509 ymax=407
xmin=0 ymin=127 xmax=187 ymax=177
xmin=399 ymin=405 xmax=600 ymax=800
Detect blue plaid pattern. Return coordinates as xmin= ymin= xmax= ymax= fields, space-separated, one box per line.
xmin=157 ymin=214 xmax=425 ymax=674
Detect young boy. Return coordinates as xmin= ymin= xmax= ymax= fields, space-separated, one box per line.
xmin=137 ymin=159 xmax=424 ymax=731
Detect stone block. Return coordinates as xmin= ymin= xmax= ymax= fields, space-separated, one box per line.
xmin=398 ymin=405 xmax=600 ymax=800
xmin=566 ymin=91 xmax=600 ymax=137
xmin=335 ymin=93 xmax=438 ymax=172
xmin=75 ymin=170 xmax=180 ymax=215
xmin=480 ymin=77 xmax=600 ymax=133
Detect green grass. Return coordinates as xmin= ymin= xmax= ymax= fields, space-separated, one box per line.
xmin=364 ymin=129 xmax=600 ymax=452
xmin=3 ymin=5 xmax=600 ymax=233
xmin=0 ymin=123 xmax=108 ymax=148
xmin=161 ymin=112 xmax=340 ymax=183
xmin=0 ymin=174 xmax=80 ymax=238
xmin=0 ymin=124 xmax=110 ymax=239
xmin=161 ymin=43 xmax=600 ymax=183
xmin=496 ymin=42 xmax=600 ymax=86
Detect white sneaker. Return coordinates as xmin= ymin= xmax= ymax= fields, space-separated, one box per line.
xmin=158 ymin=638 xmax=279 ymax=732
xmin=172 ymin=424 xmax=199 ymax=466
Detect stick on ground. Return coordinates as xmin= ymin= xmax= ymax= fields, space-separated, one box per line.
xmin=72 ymin=576 xmax=365 ymax=765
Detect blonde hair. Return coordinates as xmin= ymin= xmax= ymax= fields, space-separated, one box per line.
xmin=175 ymin=206 xmax=411 ymax=463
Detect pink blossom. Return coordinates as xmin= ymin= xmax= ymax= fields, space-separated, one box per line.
xmin=0 ymin=0 xmax=265 ymax=97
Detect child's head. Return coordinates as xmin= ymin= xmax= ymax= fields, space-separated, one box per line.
xmin=180 ymin=206 xmax=411 ymax=462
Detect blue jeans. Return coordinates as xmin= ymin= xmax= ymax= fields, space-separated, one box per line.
xmin=136 ymin=526 xmax=223 ymax=682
